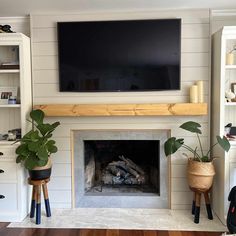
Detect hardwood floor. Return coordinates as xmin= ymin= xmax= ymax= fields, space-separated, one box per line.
xmin=0 ymin=223 xmax=224 ymax=236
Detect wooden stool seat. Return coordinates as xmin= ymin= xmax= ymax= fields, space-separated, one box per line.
xmin=190 ymin=187 xmax=213 ymax=224
xmin=28 ymin=178 xmax=51 ymax=224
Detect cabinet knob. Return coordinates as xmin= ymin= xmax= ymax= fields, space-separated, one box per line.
xmin=0 ymin=195 xmax=5 ymax=199
xmin=0 ymin=169 xmax=4 ymax=173
xmin=0 ymin=152 xmax=3 ymax=156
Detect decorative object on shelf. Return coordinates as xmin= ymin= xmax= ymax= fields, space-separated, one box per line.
xmin=231 ymin=82 xmax=236 ymax=96
xmin=8 ymin=95 xmax=17 ymax=104
xmin=0 ymin=25 xmax=14 ymax=33
xmin=190 ymin=85 xmax=198 ymax=103
xmin=15 ymin=109 xmax=60 ymax=180
xmin=189 ymin=81 xmax=204 ymax=103
xmin=225 ymin=90 xmax=236 ymax=102
xmin=226 ymin=46 xmax=236 ymax=65
xmin=225 ymin=123 xmax=232 ymax=136
xmin=164 ymin=121 xmax=230 ymax=221
xmin=197 ymin=80 xmax=204 ymax=103
xmin=0 ymin=86 xmax=17 ymax=104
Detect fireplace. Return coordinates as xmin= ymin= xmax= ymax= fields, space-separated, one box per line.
xmin=73 ymin=130 xmax=169 ymax=208
xmin=84 ymin=140 xmax=159 ymax=195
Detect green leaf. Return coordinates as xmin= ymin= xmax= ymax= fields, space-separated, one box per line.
xmin=37 ymin=159 xmax=48 ymax=167
xmin=37 ymin=146 xmax=48 ymax=160
xmin=37 ymin=123 xmax=52 ymax=136
xmin=48 ymin=145 xmax=57 ymax=153
xmin=15 ymin=144 xmax=28 ymax=155
xmin=180 ymin=121 xmax=202 ymax=134
xmin=164 ymin=137 xmax=184 ymax=156
xmin=25 ymin=156 xmax=38 ymax=170
xmin=16 ymin=155 xmax=26 ymax=163
xmin=28 ymin=141 xmax=41 ymax=152
xmin=30 ymin=109 xmax=44 ymax=125
xmin=201 ymin=156 xmax=209 ymax=162
xmin=217 ymin=135 xmax=231 ymax=152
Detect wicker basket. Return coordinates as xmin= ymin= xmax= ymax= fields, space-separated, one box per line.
xmin=187 ymin=158 xmax=215 ymax=191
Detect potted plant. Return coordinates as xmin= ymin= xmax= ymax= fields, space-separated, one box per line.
xmin=15 ymin=109 xmax=60 ymax=180
xmin=164 ymin=121 xmax=230 ymax=190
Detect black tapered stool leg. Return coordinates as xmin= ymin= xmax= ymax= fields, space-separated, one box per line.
xmin=194 ymin=192 xmax=201 ymax=224
xmin=192 ymin=192 xmax=196 ymax=215
xmin=30 ymin=186 xmax=37 ymax=218
xmin=42 ymin=183 xmax=51 ymax=217
xmin=36 ymin=185 xmax=41 ymax=225
xmin=204 ymin=192 xmax=213 ymax=220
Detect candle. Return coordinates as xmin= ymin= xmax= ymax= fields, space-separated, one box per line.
xmin=197 ymin=80 xmax=204 ymax=103
xmin=190 ymin=85 xmax=198 ymax=103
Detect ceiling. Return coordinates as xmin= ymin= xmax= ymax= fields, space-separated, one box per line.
xmin=0 ymin=0 xmax=236 ymax=17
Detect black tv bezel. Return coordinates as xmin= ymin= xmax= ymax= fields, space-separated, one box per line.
xmin=57 ymin=18 xmax=181 ymax=92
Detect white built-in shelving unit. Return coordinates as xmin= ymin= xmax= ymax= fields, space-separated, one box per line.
xmin=0 ymin=33 xmax=32 ymax=222
xmin=212 ymin=26 xmax=236 ymax=224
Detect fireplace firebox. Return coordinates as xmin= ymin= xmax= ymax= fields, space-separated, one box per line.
xmin=84 ymin=140 xmax=160 ymax=195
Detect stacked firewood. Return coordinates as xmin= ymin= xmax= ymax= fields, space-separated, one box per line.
xmin=102 ymin=155 xmax=146 ymax=185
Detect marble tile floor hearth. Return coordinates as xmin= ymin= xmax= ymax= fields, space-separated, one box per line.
xmin=9 ymin=208 xmax=227 ymax=232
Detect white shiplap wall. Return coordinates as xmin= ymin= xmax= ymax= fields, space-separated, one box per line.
xmin=30 ymin=9 xmax=211 ymax=209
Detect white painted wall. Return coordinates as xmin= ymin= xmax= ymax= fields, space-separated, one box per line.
xmin=30 ymin=9 xmax=211 ymax=209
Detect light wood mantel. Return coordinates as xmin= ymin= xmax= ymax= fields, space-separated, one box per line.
xmin=33 ymin=103 xmax=207 ymax=117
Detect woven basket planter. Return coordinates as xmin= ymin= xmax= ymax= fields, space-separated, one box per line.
xmin=187 ymin=158 xmax=215 ymax=191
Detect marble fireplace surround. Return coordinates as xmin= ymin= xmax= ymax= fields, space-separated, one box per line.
xmin=72 ymin=129 xmax=170 ymax=209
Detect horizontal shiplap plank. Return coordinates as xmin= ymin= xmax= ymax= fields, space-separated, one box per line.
xmin=171 ymin=178 xmax=189 ymax=191
xmin=50 ymin=203 xmax=71 ymax=209
xmin=171 ymin=191 xmax=192 ymax=205
xmin=51 ymin=163 xmax=71 ymax=177
xmin=181 ymin=38 xmax=209 ymax=53
xmin=33 ymin=95 xmax=209 ymax=104
xmin=172 ymin=164 xmax=187 ymax=178
xmin=48 ymin=190 xmax=71 ymax=203
xmin=182 ymin=24 xmax=209 ymax=39
xmin=51 ymin=150 xmax=71 ymax=163
xmin=31 ymin=10 xmax=210 ymax=28
xmin=48 ymin=115 xmax=209 ymax=125
xmin=48 ymin=177 xmax=71 ymax=190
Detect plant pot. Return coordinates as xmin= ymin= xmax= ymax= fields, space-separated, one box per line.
xmin=187 ymin=158 xmax=215 ymax=191
xmin=28 ymin=159 xmax=52 ymax=180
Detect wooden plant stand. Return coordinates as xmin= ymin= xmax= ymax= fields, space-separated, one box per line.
xmin=28 ymin=178 xmax=51 ymax=224
xmin=190 ymin=187 xmax=213 ymax=224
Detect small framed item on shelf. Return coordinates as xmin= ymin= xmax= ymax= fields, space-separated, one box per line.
xmin=231 ymin=82 xmax=236 ymax=94
xmin=0 ymin=86 xmax=17 ymax=104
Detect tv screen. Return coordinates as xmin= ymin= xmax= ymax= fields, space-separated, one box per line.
xmin=57 ymin=19 xmax=181 ymax=92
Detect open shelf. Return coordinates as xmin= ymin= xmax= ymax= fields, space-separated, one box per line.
xmin=225 ymin=102 xmax=236 ymax=106
xmin=0 ymin=104 xmax=20 ymax=108
xmin=34 ymin=103 xmax=208 ymax=117
xmin=0 ymin=69 xmax=20 ymax=73
xmin=225 ymin=65 xmax=236 ymax=69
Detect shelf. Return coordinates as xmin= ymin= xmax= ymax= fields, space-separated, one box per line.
xmin=34 ymin=103 xmax=208 ymax=117
xmin=0 ymin=69 xmax=19 ymax=73
xmin=0 ymin=140 xmax=19 ymax=146
xmin=225 ymin=65 xmax=236 ymax=69
xmin=0 ymin=104 xmax=20 ymax=108
xmin=225 ymin=102 xmax=236 ymax=106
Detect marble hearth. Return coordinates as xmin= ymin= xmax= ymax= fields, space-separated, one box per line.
xmin=72 ymin=130 xmax=169 ymax=208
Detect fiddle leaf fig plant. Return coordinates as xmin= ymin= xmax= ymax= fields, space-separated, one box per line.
xmin=164 ymin=121 xmax=230 ymax=162
xmin=16 ymin=109 xmax=60 ymax=170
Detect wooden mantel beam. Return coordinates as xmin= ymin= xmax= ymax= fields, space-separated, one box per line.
xmin=33 ymin=103 xmax=207 ymax=117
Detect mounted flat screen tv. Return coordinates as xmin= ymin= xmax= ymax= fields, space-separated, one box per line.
xmin=57 ymin=19 xmax=181 ymax=92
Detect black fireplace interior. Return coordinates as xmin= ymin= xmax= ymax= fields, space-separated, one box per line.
xmin=84 ymin=140 xmax=160 ymax=195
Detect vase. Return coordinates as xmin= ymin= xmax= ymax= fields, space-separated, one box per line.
xmin=187 ymin=158 xmax=215 ymax=191
xmin=28 ymin=158 xmax=52 ymax=180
